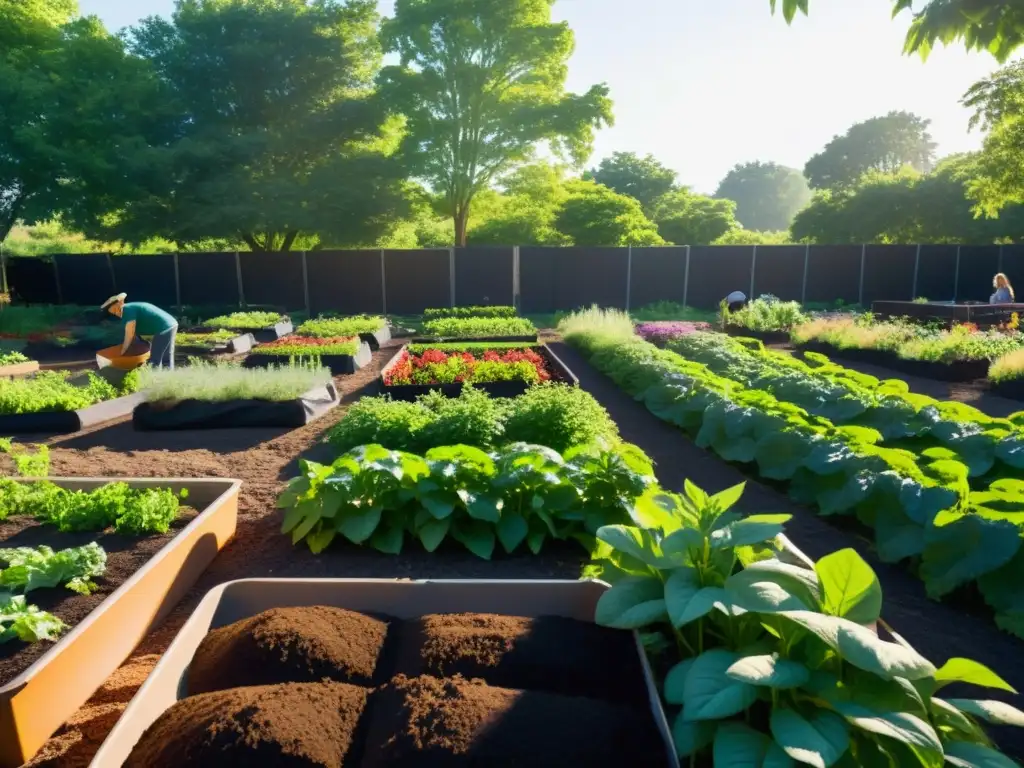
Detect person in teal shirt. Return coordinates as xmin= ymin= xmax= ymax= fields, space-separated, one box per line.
xmin=101 ymin=293 xmax=179 ymax=369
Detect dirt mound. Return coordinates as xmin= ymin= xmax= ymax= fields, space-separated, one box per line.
xmin=188 ymin=606 xmax=391 ymax=695
xmin=360 ymin=674 xmax=667 ymax=767
xmin=395 ymin=612 xmax=648 ymax=705
xmin=126 ymin=681 xmax=368 ymax=767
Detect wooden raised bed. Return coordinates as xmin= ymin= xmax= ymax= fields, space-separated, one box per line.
xmin=0 ymin=360 xmax=39 ymax=378
xmin=0 ymin=392 xmax=144 ymax=434
xmin=176 ymin=332 xmax=255 ymax=356
xmin=191 ymin=318 xmax=294 ymax=344
xmin=381 ymin=344 xmax=578 ymax=401
xmin=133 ymin=382 xmax=340 ymax=430
xmin=360 ymin=322 xmax=391 ymax=351
xmin=90 ymin=579 xmax=679 ymax=768
xmin=0 ymin=477 xmax=240 ymax=768
xmin=243 ymin=340 xmax=373 ymax=376
xmin=796 ymin=340 xmax=990 ymax=382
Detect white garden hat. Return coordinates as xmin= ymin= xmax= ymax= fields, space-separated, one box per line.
xmin=100 ymin=292 xmax=128 ymax=309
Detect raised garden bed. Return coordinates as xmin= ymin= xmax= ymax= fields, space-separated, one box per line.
xmin=192 ymin=312 xmax=294 ymax=344
xmin=795 ymin=339 xmax=991 ymax=381
xmin=992 ymin=377 xmax=1024 ymax=401
xmin=872 ymin=300 xmax=1024 ymax=326
xmin=175 ymin=331 xmax=255 ymax=356
xmin=0 ymin=370 xmax=143 ymax=435
xmin=417 ymin=316 xmax=539 ymax=345
xmin=0 ymin=360 xmax=39 ymax=378
xmin=381 ymin=343 xmax=577 ymax=401
xmin=244 ymin=339 xmax=373 ymax=375
xmin=133 ymin=382 xmax=340 ymax=430
xmin=0 ymin=477 xmax=240 ymax=768
xmin=90 ymin=579 xmax=677 ymax=768
xmin=296 ymin=315 xmax=390 ymax=350
xmin=411 ymin=333 xmax=539 ymax=344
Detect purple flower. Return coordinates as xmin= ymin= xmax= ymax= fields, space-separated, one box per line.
xmin=636 ymin=321 xmax=711 ymax=343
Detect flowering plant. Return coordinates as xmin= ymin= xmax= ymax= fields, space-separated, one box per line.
xmin=635 ymin=321 xmax=711 ymax=344
xmin=384 ymin=347 xmax=551 ymax=386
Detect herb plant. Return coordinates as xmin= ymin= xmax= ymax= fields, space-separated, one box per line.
xmin=201 ymin=311 xmax=285 ymax=330
xmin=0 ymin=542 xmax=106 ymax=595
xmin=992 ymin=348 xmax=1024 ymax=383
xmin=589 ymin=480 xmax=1024 ymax=767
xmin=296 ymin=315 xmax=384 ymax=337
xmin=175 ymin=330 xmax=239 ymax=350
xmin=139 ymin=360 xmax=331 ymax=403
xmin=251 ymin=335 xmax=359 ymax=357
xmin=0 ymin=371 xmax=129 ymax=415
xmin=728 ymin=296 xmax=808 ymax=332
xmin=0 ymin=350 xmax=29 ymax=366
xmin=421 ymin=316 xmax=538 ymax=339
xmin=422 ymin=306 xmax=517 ymax=319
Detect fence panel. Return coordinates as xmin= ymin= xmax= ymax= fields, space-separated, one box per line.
xmin=110 ymin=254 xmax=177 ymax=307
xmin=306 ymin=250 xmax=383 ymax=316
xmin=177 ymin=252 xmax=239 ymax=308
xmin=999 ymin=244 xmax=1024 ymax=300
xmin=384 ymin=249 xmax=450 ymax=314
xmin=628 ymin=247 xmax=687 ymax=308
xmin=54 ymin=254 xmax=114 ymax=306
xmin=5 ymin=257 xmax=60 ymax=304
xmin=805 ymin=245 xmax=862 ymax=306
xmin=553 ymin=247 xmax=629 ymax=311
xmin=956 ymin=245 xmax=1001 ymax=302
xmin=913 ymin=245 xmax=958 ymax=302
xmin=240 ymin=252 xmax=305 ymax=310
xmin=862 ymin=245 xmax=917 ymax=306
xmin=686 ymin=246 xmax=752 ymax=309
xmin=518 ymin=247 xmax=556 ymax=314
xmin=750 ymin=246 xmax=805 ymax=301
xmin=454 ymin=247 xmax=514 ymax=307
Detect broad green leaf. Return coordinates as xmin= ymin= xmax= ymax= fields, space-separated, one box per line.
xmin=496 ymin=512 xmax=528 ymax=553
xmin=631 ymin=489 xmax=682 ymax=531
xmin=935 ymin=658 xmax=1017 ymax=693
xmin=337 ymin=506 xmax=382 ymax=544
xmin=944 ymin=741 xmax=1021 ymax=768
xmin=594 ymin=576 xmax=668 ymax=629
xmin=417 ymin=517 xmax=450 ymax=552
xmin=770 ymin=707 xmax=849 ymax=768
xmin=676 ymin=586 xmax=743 ymax=627
xmin=726 ymin=654 xmax=810 ymax=689
xmin=726 ymin=571 xmax=811 ymax=614
xmin=710 ymin=514 xmax=791 ymax=550
xmin=597 ymin=524 xmax=667 ymax=567
xmin=947 ymin=699 xmax=1024 ymax=727
xmin=921 ymin=516 xmax=1021 ymax=598
xmin=451 ymin=519 xmax=495 ymax=560
xmin=709 ymin=482 xmax=746 ymax=512
xmin=779 ymin=611 xmax=935 ymax=680
xmin=661 ymin=526 xmax=705 ymax=559
xmin=305 ymin=527 xmax=335 ymax=554
xmin=463 ymin=492 xmax=501 ymax=523
xmin=665 ymin=567 xmax=701 ymax=627
xmin=829 ymin=701 xmax=942 ymax=768
xmin=420 ymin=492 xmax=456 ymax=520
xmin=713 ymin=722 xmax=794 ymax=768
xmin=682 ymin=649 xmax=759 ymax=721
xmin=930 ymin=698 xmax=987 ymax=741
xmin=737 ymin=559 xmax=822 ymax=607
xmin=814 ymin=548 xmax=882 ymax=625
xmin=370 ymin=523 xmax=403 ymax=554
xmin=674 ymin=717 xmax=716 ymax=758
xmin=664 ymin=658 xmax=694 ymax=704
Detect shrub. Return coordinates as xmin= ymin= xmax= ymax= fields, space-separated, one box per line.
xmin=416 ymin=387 xmax=510 ymax=449
xmin=201 ymin=311 xmax=285 ymax=330
xmin=421 ymin=316 xmax=537 ymax=338
xmin=297 ymin=315 xmax=384 ymax=337
xmin=139 ymin=361 xmax=331 ymax=403
xmin=990 ymin=348 xmax=1024 ymax=383
xmin=328 ymin=396 xmax=435 ymax=453
xmin=728 ymin=297 xmax=807 ymax=332
xmin=423 ymin=306 xmax=516 ymax=319
xmin=502 ymin=384 xmax=618 ymax=451
xmin=0 ymin=351 xmax=30 ymax=366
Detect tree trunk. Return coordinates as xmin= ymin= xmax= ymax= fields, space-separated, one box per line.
xmin=280 ymin=230 xmax=299 ymax=253
xmin=241 ymin=233 xmax=265 ymax=252
xmin=454 ymin=205 xmax=469 ymax=247
xmin=0 ymin=192 xmax=26 ymax=246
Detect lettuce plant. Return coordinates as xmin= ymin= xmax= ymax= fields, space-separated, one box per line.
xmin=423 ymin=306 xmax=517 ymax=319
xmin=422 ymin=316 xmax=537 ymax=339
xmin=0 ymin=542 xmax=106 ymax=595
xmin=590 ymin=480 xmax=1024 ymax=767
xmin=0 ymin=595 xmax=65 ymax=644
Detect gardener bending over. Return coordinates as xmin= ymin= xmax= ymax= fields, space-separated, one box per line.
xmin=101 ymin=293 xmax=178 ymax=369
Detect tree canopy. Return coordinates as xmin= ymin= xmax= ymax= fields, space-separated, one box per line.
xmin=583 ymin=151 xmax=677 ymax=211
xmin=378 ymin=0 xmax=613 ymax=246
xmin=649 ymin=189 xmax=738 ymax=245
xmin=804 ymin=112 xmax=937 ymax=192
xmin=771 ymin=0 xmax=1024 ymax=62
xmin=553 ymin=180 xmax=663 ymax=246
xmin=714 ymin=161 xmax=811 ymax=232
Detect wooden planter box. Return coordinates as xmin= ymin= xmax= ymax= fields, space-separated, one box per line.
xmin=0 ymin=360 xmax=39 ymax=378
xmin=243 ymin=340 xmax=373 ymax=375
xmin=90 ymin=579 xmax=679 ymax=768
xmin=381 ymin=344 xmax=578 ymax=402
xmin=360 ymin=323 xmax=391 ymax=351
xmin=192 ymin=318 xmax=294 ymax=344
xmin=796 ymin=340 xmax=990 ymax=382
xmin=133 ymin=383 xmax=340 ymax=430
xmin=0 ymin=392 xmax=144 ymax=434
xmin=176 ymin=332 xmax=255 ymax=356
xmin=0 ymin=477 xmax=240 ymax=768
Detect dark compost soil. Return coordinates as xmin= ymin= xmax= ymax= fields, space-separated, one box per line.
xmin=0 ymin=507 xmax=199 ymax=687
xmin=360 ymin=674 xmax=667 ymax=767
xmin=393 ymin=613 xmax=649 ymax=706
xmin=187 ymin=606 xmax=392 ymax=695
xmin=14 ymin=341 xmax=590 ymax=768
xmin=125 ymin=681 xmax=368 ymax=768
xmin=549 ymin=341 xmax=1024 ymax=760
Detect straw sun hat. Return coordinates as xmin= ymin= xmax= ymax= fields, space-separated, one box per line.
xmin=100 ymin=292 xmax=128 ymax=310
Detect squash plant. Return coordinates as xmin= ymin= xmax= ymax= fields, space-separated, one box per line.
xmin=277 ymin=441 xmax=656 ymax=558
xmin=589 ymin=480 xmax=1024 ymax=767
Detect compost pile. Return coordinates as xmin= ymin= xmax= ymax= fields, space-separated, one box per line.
xmin=127 ymin=607 xmax=669 ymax=767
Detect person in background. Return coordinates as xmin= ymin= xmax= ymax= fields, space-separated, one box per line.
xmin=101 ymin=293 xmax=179 ymax=369
xmin=991 ymin=273 xmax=1016 ymax=304
xmin=725 ymin=290 xmax=748 ymax=313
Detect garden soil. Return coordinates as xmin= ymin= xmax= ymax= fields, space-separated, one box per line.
xmin=125 ymin=681 xmax=368 ymax=767
xmin=0 ymin=507 xmax=199 ymax=687
xmin=187 ymin=606 xmax=392 ymax=695
xmin=12 ymin=341 xmax=589 ymax=768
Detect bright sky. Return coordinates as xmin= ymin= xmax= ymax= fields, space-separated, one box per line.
xmin=80 ymin=0 xmax=1005 ymax=195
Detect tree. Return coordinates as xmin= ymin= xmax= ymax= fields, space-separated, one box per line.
xmin=553 ymin=180 xmax=663 ymax=246
xmin=714 ymin=161 xmax=811 ymax=232
xmin=469 ymin=162 xmax=568 ymax=245
xmin=378 ymin=0 xmax=613 ymax=246
xmin=583 ymin=152 xmax=676 ymax=211
xmin=0 ymin=0 xmax=157 ymax=243
xmin=101 ymin=0 xmax=407 ymax=251
xmin=649 ymin=189 xmax=738 ymax=245
xmin=771 ymin=0 xmax=1024 ymax=63
xmin=804 ymin=112 xmax=937 ymax=191
xmin=713 ymin=229 xmax=792 ymax=246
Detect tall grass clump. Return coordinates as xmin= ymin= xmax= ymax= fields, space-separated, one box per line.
xmin=728 ymin=297 xmax=807 ymax=332
xmin=557 ymin=306 xmax=636 ymax=344
xmin=990 ymin=348 xmax=1024 ymax=383
xmin=139 ymin=361 xmax=331 ymax=403
xmin=790 ymin=316 xmax=914 ymax=351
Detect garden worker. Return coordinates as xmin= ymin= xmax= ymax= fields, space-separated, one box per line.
xmin=991 ymin=273 xmax=1016 ymax=304
xmin=101 ymin=293 xmax=178 ymax=369
xmin=725 ymin=290 xmax=748 ymax=313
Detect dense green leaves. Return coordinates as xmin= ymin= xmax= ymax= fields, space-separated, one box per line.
xmin=713 ymin=161 xmax=811 ymax=232
xmin=0 ymin=542 xmax=106 ymax=595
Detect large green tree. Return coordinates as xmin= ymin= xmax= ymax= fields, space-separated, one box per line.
xmin=554 ymin=180 xmax=663 ymax=246
xmin=804 ymin=112 xmax=937 ymax=191
xmin=102 ymin=0 xmax=407 ymax=251
xmin=714 ymin=161 xmax=811 ymax=232
xmin=378 ymin=0 xmax=613 ymax=246
xmin=649 ymin=189 xmax=738 ymax=245
xmin=469 ymin=162 xmax=568 ymax=245
xmin=583 ymin=151 xmax=677 ymax=211
xmin=771 ymin=0 xmax=1024 ymax=62
xmin=0 ymin=0 xmax=157 ymax=243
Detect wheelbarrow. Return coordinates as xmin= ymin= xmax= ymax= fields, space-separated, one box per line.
xmin=93 ymin=341 xmax=151 ymax=388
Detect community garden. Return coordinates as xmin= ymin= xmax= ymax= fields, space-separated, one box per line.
xmin=1 ymin=299 xmax=1024 ymax=768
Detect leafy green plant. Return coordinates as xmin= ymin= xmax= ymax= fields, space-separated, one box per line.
xmin=421 ymin=316 xmax=537 ymax=339
xmin=296 ymin=315 xmax=384 ymax=337
xmin=0 ymin=594 xmax=65 ymax=644
xmin=407 ymin=342 xmax=536 ymax=354
xmin=0 ymin=371 xmax=128 ymax=415
xmin=589 ymin=479 xmax=1024 ymax=767
xmin=0 ymin=542 xmax=106 ymax=595
xmin=138 ymin=360 xmax=331 ymax=403
xmin=251 ymin=336 xmax=359 ymax=357
xmin=423 ymin=306 xmax=517 ymax=319
xmin=503 ymin=383 xmax=618 ymax=449
xmin=278 ymin=441 xmax=655 ymax=557
xmin=728 ymin=297 xmax=808 ymax=332
xmin=0 ymin=350 xmax=29 ymax=366
xmin=991 ymin=348 xmax=1024 ymax=383
xmin=175 ymin=329 xmax=239 ymax=349
xmin=0 ymin=439 xmax=50 ymax=477
xmin=201 ymin=311 xmax=286 ymax=330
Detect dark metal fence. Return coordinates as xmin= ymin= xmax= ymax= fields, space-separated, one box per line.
xmin=1 ymin=244 xmax=1020 ymax=313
